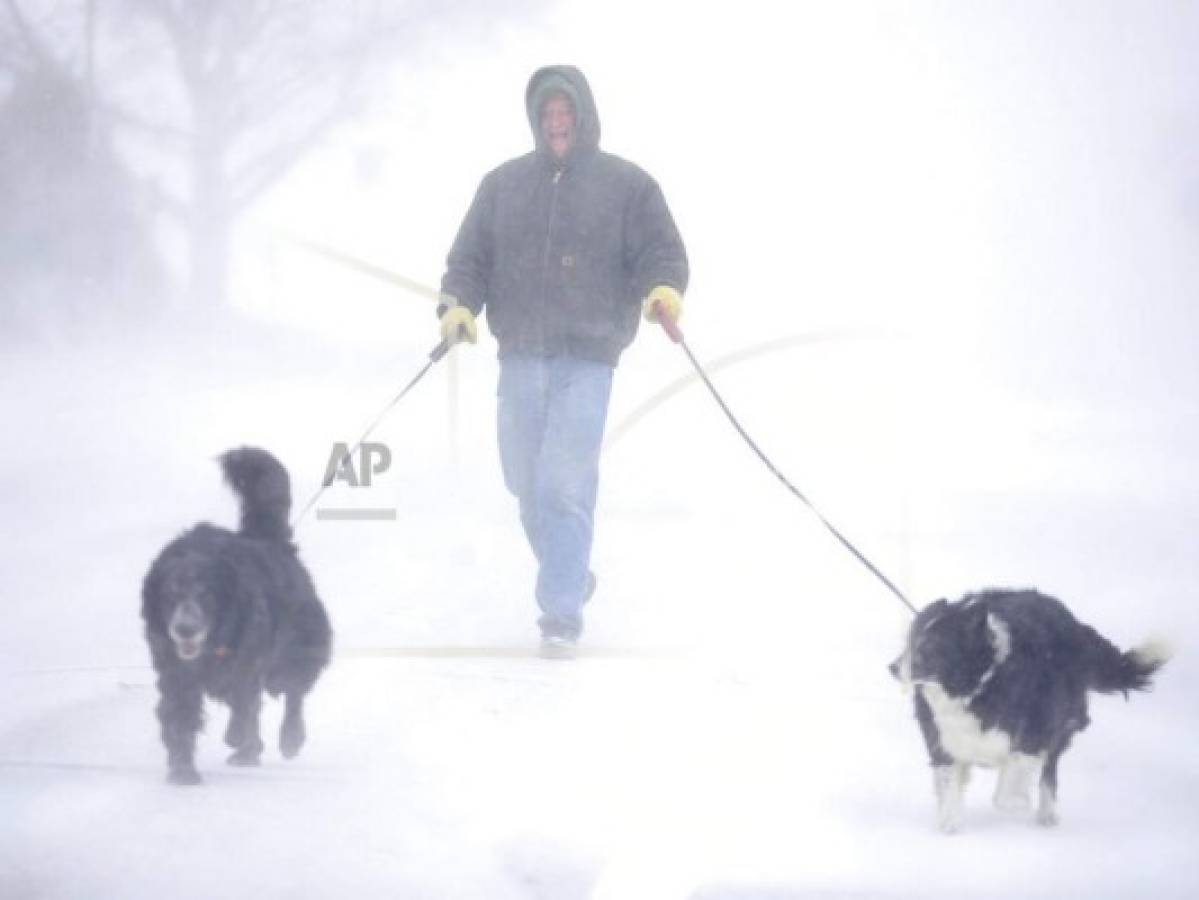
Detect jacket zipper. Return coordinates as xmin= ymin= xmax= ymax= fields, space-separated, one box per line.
xmin=539 ymin=168 xmax=563 ymax=313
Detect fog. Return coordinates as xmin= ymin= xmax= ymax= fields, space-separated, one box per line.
xmin=3 ymin=1 xmax=1198 ymax=897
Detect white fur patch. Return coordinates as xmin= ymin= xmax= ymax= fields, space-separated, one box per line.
xmin=168 ymin=600 xmax=209 ymax=660
xmin=896 ymin=648 xmax=913 ymax=690
xmin=921 ymin=684 xmax=1012 ymax=766
xmin=994 ymin=753 xmax=1042 ymax=812
xmin=933 ymin=764 xmax=969 ymax=833
xmin=960 ymin=614 xmax=1012 ymax=702
xmin=987 ymin=613 xmax=1012 ymax=663
xmin=1132 ymin=638 xmax=1174 ymax=667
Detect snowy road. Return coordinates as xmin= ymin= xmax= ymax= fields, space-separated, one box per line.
xmin=4 ymin=326 xmax=1198 ymax=898
xmin=3 ymin=621 xmax=1197 ymax=898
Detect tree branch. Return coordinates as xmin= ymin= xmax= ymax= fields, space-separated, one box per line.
xmin=228 ymin=99 xmax=349 ymax=208
xmin=2 ymin=0 xmax=54 ymax=70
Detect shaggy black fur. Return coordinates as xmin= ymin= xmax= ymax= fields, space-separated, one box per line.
xmin=141 ymin=447 xmax=332 ymax=785
xmin=890 ymin=588 xmax=1168 ymax=831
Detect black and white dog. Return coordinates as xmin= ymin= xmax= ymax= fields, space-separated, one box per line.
xmin=141 ymin=447 xmax=332 ymax=785
xmin=890 ymin=589 xmax=1169 ymax=832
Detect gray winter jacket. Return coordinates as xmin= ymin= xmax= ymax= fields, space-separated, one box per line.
xmin=440 ymin=65 xmax=689 ymax=366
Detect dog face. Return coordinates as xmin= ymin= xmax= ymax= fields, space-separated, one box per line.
xmin=156 ymin=551 xmax=226 ymax=662
xmin=890 ymin=598 xmax=1005 ymax=697
xmin=167 ymin=597 xmax=211 ymax=661
xmin=889 ymin=599 xmax=949 ymax=687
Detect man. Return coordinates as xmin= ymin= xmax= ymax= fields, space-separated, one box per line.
xmin=438 ymin=65 xmax=688 ymax=658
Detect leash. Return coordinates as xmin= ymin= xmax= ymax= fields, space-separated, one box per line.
xmin=279 ymin=226 xmax=916 ymax=613
xmin=292 ymin=338 xmax=454 ymax=528
xmin=654 ymin=314 xmax=919 ymax=616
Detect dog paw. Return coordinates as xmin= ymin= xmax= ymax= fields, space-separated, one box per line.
xmin=937 ymin=811 xmax=963 ymax=835
xmin=279 ymin=718 xmax=306 ymax=759
xmin=167 ymin=767 xmax=203 ymax=786
xmin=994 ymin=791 xmax=1033 ymax=813
xmin=226 ymin=749 xmax=262 ymax=767
xmin=1036 ymin=808 xmax=1060 ymax=828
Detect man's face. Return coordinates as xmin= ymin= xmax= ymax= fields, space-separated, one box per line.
xmin=540 ymin=93 xmax=576 ymax=160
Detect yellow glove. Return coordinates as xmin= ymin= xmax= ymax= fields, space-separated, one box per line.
xmin=642 ymin=285 xmax=683 ymax=324
xmin=439 ymin=304 xmax=477 ymax=345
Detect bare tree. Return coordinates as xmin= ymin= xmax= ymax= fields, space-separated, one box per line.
xmin=118 ymin=2 xmax=405 ymax=307
xmin=1 ymin=0 xmax=165 ymax=339
xmin=3 ymin=0 xmax=546 ymax=314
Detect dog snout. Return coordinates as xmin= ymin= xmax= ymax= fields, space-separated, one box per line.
xmin=172 ymin=619 xmax=202 ymax=640
xmin=889 ymin=649 xmax=914 ymax=690
xmin=168 ymin=600 xmax=209 ymax=645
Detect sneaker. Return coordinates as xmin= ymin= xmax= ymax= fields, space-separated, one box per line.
xmin=539 ymin=634 xmax=579 ymax=660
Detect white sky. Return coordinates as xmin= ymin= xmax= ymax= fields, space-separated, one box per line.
xmin=245 ymin=0 xmax=1197 ymax=358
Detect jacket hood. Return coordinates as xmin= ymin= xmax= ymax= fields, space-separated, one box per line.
xmin=525 ymin=65 xmax=601 ymax=162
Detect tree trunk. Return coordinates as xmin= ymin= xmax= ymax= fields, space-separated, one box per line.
xmin=187 ymin=95 xmax=232 ymax=310
xmin=188 ymin=185 xmax=231 ymax=310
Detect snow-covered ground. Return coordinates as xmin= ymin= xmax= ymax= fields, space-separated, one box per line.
xmin=2 ymin=325 xmax=1196 ymax=899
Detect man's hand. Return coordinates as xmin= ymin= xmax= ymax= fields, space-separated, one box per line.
xmin=642 ymin=285 xmax=683 ymax=324
xmin=439 ymin=305 xmax=478 ymax=345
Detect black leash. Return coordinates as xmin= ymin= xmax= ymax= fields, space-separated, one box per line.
xmin=655 ymin=316 xmax=918 ymax=616
xmin=292 ymin=338 xmax=453 ymax=528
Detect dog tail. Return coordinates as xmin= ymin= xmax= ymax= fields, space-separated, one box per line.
xmin=1087 ymin=629 xmax=1172 ymax=696
xmin=219 ymin=447 xmax=293 ymax=542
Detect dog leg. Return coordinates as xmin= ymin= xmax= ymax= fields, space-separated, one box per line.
xmin=224 ymin=713 xmax=246 ymax=750
xmin=225 ymin=683 xmax=265 ymax=767
xmin=994 ymin=753 xmax=1040 ymax=813
xmin=934 ymin=763 xmax=969 ymax=834
xmin=279 ymin=692 xmax=307 ymax=759
xmin=157 ymin=674 xmax=204 ymax=785
xmin=1037 ymin=751 xmax=1062 ymax=827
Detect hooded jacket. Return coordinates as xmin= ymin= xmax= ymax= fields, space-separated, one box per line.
xmin=440 ymin=65 xmax=689 ymax=366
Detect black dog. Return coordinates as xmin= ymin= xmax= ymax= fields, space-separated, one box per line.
xmin=890 ymin=589 xmax=1169 ymax=832
xmin=141 ymin=447 xmax=332 ymax=785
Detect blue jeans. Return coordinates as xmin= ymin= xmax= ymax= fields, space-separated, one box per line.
xmin=497 ymin=355 xmax=614 ymax=640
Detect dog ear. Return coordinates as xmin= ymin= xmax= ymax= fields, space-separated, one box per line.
xmin=917 ymin=598 xmax=951 ymax=629
xmin=141 ymin=567 xmax=165 ymax=632
xmin=919 ymin=598 xmax=949 ymax=620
